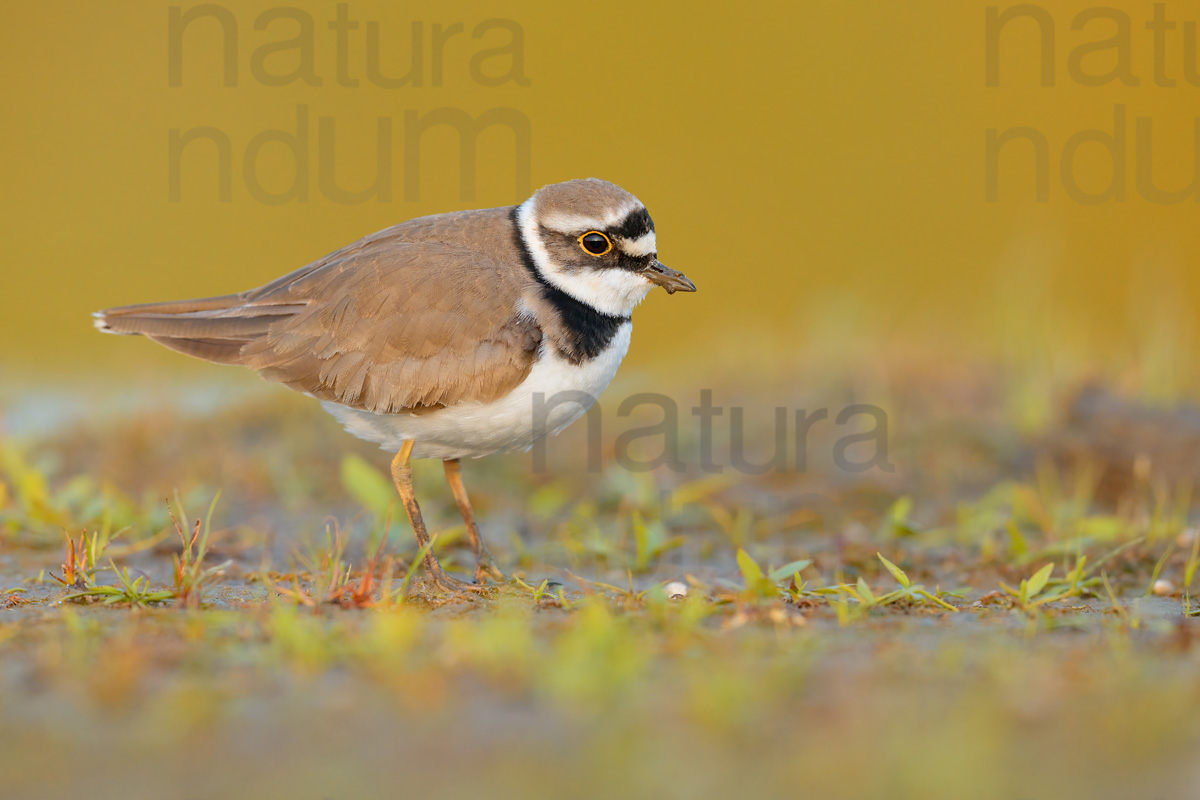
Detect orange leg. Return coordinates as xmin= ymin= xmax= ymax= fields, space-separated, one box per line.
xmin=443 ymin=458 xmax=506 ymax=584
xmin=390 ymin=442 xmax=484 ymax=594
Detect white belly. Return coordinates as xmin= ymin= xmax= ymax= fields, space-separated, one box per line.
xmin=322 ymin=322 xmax=632 ymax=460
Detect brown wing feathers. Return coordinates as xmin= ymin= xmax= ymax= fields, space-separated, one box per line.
xmin=237 ymin=242 xmax=541 ymax=412
xmin=95 ymin=210 xmax=542 ymax=413
xmin=96 ymin=294 xmax=307 ymax=364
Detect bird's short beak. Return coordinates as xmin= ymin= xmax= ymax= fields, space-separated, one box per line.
xmin=642 ymin=260 xmax=697 ymax=295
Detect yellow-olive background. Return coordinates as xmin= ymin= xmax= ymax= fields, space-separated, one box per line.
xmin=2 ymin=0 xmax=1197 ymax=382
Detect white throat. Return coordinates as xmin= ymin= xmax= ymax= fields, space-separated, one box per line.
xmin=517 ymin=199 xmax=653 ymax=318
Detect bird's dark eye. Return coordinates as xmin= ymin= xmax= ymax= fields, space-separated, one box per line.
xmin=579 ymin=231 xmax=612 ymax=256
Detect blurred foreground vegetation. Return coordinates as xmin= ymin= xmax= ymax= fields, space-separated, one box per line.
xmin=2 ymin=345 xmax=1200 ymax=799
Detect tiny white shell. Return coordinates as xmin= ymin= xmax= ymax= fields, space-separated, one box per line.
xmin=1152 ymin=579 xmax=1175 ymax=597
xmin=666 ymin=581 xmax=688 ymax=599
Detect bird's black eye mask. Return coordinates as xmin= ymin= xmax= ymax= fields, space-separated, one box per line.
xmin=544 ymin=207 xmax=656 ymax=272
xmin=538 ymin=224 xmax=655 ymax=273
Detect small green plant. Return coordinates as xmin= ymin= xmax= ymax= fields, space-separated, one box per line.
xmin=169 ymin=493 xmax=231 ymax=608
xmin=270 ymin=524 xmax=430 ymax=609
xmin=734 ymin=549 xmax=811 ymax=603
xmin=999 ymin=562 xmax=1059 ymax=611
xmin=49 ymin=528 xmax=118 ymax=590
xmin=63 ymin=560 xmax=173 ymax=607
xmin=1045 ymin=554 xmax=1100 ymax=599
xmin=838 ymin=554 xmax=958 ymax=611
xmin=272 ymin=524 xmax=356 ymax=608
xmin=513 ymin=576 xmax=557 ymax=604
xmin=999 ymin=543 xmax=1141 ymax=613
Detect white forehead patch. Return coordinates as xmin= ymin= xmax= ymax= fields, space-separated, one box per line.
xmin=619 ymin=231 xmax=657 ymax=258
xmin=539 ymin=199 xmax=643 ymax=235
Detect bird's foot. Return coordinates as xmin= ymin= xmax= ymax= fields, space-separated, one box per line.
xmin=424 ymin=564 xmax=491 ymax=596
xmin=474 ymin=556 xmax=507 ymax=585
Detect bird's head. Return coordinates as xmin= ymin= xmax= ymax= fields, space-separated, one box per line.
xmin=516 ymin=178 xmax=696 ymax=317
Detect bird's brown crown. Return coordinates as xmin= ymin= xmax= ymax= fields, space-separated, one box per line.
xmin=527 ymin=178 xmax=644 ymax=233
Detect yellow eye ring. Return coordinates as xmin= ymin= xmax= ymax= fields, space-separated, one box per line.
xmin=578 ymin=231 xmax=613 ymax=256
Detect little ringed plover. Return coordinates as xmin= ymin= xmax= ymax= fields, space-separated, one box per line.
xmin=95 ymin=178 xmax=696 ymax=592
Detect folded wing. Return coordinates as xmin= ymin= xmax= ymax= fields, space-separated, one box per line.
xmin=96 ymin=233 xmax=543 ymax=413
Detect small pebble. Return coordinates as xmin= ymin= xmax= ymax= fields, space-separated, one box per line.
xmin=1152 ymin=579 xmax=1175 ymax=597
xmin=666 ymin=581 xmax=688 ymax=599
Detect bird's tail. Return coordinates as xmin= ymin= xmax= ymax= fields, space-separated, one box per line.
xmin=93 ymin=294 xmax=303 ymax=365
